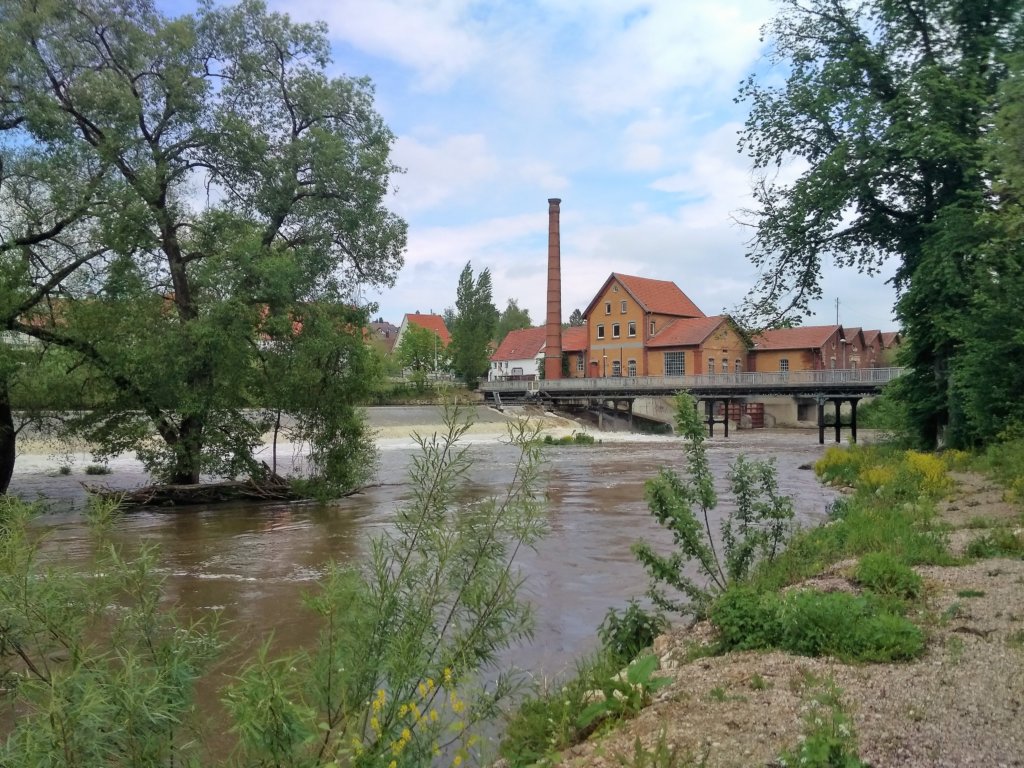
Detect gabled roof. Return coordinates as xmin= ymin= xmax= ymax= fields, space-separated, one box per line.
xmin=753 ymin=325 xmax=842 ymax=351
xmin=584 ymin=273 xmax=704 ymax=319
xmin=561 ymin=326 xmax=588 ymax=352
xmin=490 ymin=326 xmax=546 ymax=362
xmin=647 ymin=315 xmax=730 ymax=348
xmin=404 ymin=313 xmax=450 ymax=345
xmin=843 ymin=327 xmax=864 ymax=344
xmin=862 ymin=329 xmax=882 ymax=348
xmin=880 ymin=331 xmax=902 ymax=348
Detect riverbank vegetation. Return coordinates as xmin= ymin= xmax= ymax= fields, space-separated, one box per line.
xmin=499 ymin=393 xmax=1024 ymax=766
xmin=1 ymin=406 xmax=548 ymax=766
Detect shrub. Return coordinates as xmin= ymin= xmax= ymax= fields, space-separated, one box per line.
xmin=712 ymin=589 xmax=925 ymax=663
xmin=965 ymin=528 xmax=1024 ymax=559
xmin=598 ymin=600 xmax=669 ymax=664
xmin=853 ymin=552 xmax=923 ymax=600
xmin=633 ymin=394 xmax=794 ymax=619
xmin=84 ymin=463 xmax=112 ymax=475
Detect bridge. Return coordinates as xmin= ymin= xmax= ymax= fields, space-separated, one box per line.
xmin=480 ymin=367 xmax=905 ymax=443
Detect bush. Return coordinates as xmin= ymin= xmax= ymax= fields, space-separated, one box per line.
xmin=853 ymin=552 xmax=923 ymax=600
xmin=84 ymin=463 xmax=112 ymax=475
xmin=598 ymin=599 xmax=669 ymax=664
xmin=542 ymin=431 xmax=598 ymax=446
xmin=965 ymin=529 xmax=1024 ymax=559
xmin=633 ymin=393 xmax=794 ymax=619
xmin=712 ymin=588 xmax=925 ymax=663
xmin=779 ymin=680 xmax=866 ymax=768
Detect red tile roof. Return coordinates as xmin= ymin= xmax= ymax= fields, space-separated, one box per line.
xmin=753 ymin=325 xmax=841 ymax=351
xmin=404 ymin=313 xmax=450 ymax=345
xmin=614 ymin=273 xmax=705 ymax=317
xmin=490 ymin=326 xmax=546 ymax=362
xmin=880 ymin=331 xmax=902 ymax=348
xmin=862 ymin=329 xmax=881 ymax=348
xmin=647 ymin=315 xmax=729 ymax=348
xmin=561 ymin=326 xmax=588 ymax=352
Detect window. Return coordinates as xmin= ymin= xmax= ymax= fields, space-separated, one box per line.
xmin=612 ymin=323 xmax=621 ymax=338
xmin=665 ymin=351 xmax=685 ymax=376
xmin=620 ymin=300 xmax=627 ymax=314
xmin=628 ymin=321 xmax=636 ymax=337
xmin=627 ymin=359 xmax=637 ymax=377
xmin=604 ymin=302 xmax=611 ymax=315
xmin=576 ymin=355 xmax=584 ymax=372
xmin=708 ymin=358 xmax=715 ymax=374
xmin=779 ymin=358 xmax=790 ymax=372
xmin=650 ymin=320 xmax=656 ymax=335
xmin=612 ymin=360 xmax=621 ymax=376
xmin=734 ymin=359 xmax=742 ymax=374
xmin=597 ymin=324 xmax=605 ymax=340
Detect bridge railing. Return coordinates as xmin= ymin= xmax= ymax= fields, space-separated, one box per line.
xmin=480 ymin=367 xmax=905 ymax=393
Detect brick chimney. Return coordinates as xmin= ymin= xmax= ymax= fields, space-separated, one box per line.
xmin=544 ymin=198 xmax=563 ymax=380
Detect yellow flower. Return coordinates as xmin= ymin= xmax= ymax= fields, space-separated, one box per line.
xmin=443 ymin=667 xmax=453 ymax=685
xmin=418 ymin=682 xmax=427 ymax=697
xmin=398 ymin=703 xmax=409 ymax=717
xmin=370 ymin=716 xmax=381 ymax=733
xmin=430 ymin=709 xmax=439 ymax=723
xmin=388 ymin=762 xmax=397 ymax=768
xmin=426 ymin=677 xmax=435 ymax=690
xmin=402 ymin=727 xmax=412 ymax=742
xmin=453 ymin=755 xmax=463 ymax=767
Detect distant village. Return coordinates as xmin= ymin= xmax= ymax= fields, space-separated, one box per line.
xmin=370 ymin=270 xmax=901 ymax=385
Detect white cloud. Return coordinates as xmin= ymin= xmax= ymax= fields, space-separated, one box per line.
xmin=281 ymin=0 xmax=483 ymax=89
xmin=390 ymin=133 xmax=499 ymax=213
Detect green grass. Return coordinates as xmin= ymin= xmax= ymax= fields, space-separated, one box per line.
xmin=965 ymin=529 xmax=1024 ymax=559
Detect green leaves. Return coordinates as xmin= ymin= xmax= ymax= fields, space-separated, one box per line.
xmin=634 ymin=393 xmax=794 ymax=619
xmin=449 ymin=262 xmax=499 ymax=387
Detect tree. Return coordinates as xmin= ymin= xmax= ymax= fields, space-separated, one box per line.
xmin=737 ymin=0 xmax=1023 ymax=447
xmin=449 ymin=262 xmax=498 ymax=387
xmin=946 ymin=53 xmax=1024 ymax=443
xmin=396 ymin=322 xmax=447 ymax=391
xmin=568 ymin=308 xmax=585 ymax=327
xmin=0 ymin=0 xmax=406 ymax=486
xmin=495 ymin=298 xmax=532 ymax=345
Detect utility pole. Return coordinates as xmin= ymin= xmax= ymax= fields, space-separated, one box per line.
xmin=835 ymin=297 xmax=840 ymax=325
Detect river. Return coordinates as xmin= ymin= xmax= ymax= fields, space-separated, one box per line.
xmin=7 ymin=405 xmax=839 ymax=754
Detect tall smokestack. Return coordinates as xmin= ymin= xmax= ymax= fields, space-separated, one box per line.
xmin=544 ymin=198 xmax=563 ymax=381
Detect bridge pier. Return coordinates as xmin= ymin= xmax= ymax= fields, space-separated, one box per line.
xmin=702 ymin=397 xmax=732 ymax=437
xmin=817 ymin=396 xmax=862 ymax=444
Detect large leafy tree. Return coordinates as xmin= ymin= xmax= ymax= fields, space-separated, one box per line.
xmin=494 ymin=298 xmax=532 ymax=345
xmin=0 ymin=0 xmax=406 ymax=486
xmin=449 ymin=262 xmax=497 ymax=387
xmin=738 ymin=0 xmax=1024 ymax=447
xmin=395 ymin=322 xmax=447 ymax=390
xmin=948 ymin=54 xmax=1024 ymax=442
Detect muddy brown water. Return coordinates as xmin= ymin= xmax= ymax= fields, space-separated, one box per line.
xmin=8 ymin=407 xmax=840 ymax=754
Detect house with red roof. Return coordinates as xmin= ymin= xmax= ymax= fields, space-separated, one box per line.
xmin=488 ymin=326 xmax=546 ymax=381
xmin=393 ymin=312 xmax=451 ymax=355
xmin=581 ymin=273 xmax=748 ymax=377
xmin=749 ymin=325 xmax=847 ymax=372
xmin=488 ymin=325 xmax=591 ymax=381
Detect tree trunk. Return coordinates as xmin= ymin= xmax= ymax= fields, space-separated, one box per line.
xmin=0 ymin=382 xmax=16 ymax=494
xmin=170 ymin=414 xmax=204 ymax=485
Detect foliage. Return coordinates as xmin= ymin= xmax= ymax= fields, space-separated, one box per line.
xmin=852 ymin=552 xmax=923 ymax=601
xmin=816 ymin=444 xmax=952 ymax=499
xmin=499 ymin=651 xmax=623 ymax=766
xmin=224 ymin=404 xmax=548 ymax=766
xmin=2 ymin=404 xmax=549 ymax=767
xmin=0 ymin=0 xmax=406 ymax=486
xmin=598 ymin=600 xmax=669 ymax=664
xmin=576 ymin=654 xmax=672 ymax=730
xmin=633 ymin=393 xmax=794 ymax=619
xmin=711 ymin=588 xmax=925 ymax=663
xmin=737 ymin=0 xmax=1024 ymax=448
xmin=495 ymin=298 xmax=533 ymax=345
xmin=778 ymin=681 xmax=866 ymax=768
xmin=970 ymin=436 xmax=1024 ymax=505
xmin=965 ymin=529 xmax=1024 ymax=559
xmin=449 ymin=262 xmax=498 ymax=387
xmin=395 ymin=322 xmax=448 ymax=391
xmin=0 ymin=496 xmax=222 ymax=766
xmin=568 ymin=308 xmax=585 ymax=327
xmin=542 ymin=431 xmax=598 ymax=446
xmin=84 ymin=463 xmax=112 ymax=475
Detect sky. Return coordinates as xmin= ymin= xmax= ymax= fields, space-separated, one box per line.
xmin=171 ymin=0 xmax=901 ymax=332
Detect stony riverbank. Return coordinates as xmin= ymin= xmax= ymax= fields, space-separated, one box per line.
xmin=545 ymin=470 xmax=1024 ymax=768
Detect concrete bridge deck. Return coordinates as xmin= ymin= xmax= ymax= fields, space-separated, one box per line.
xmin=480 ymin=367 xmax=904 ymax=401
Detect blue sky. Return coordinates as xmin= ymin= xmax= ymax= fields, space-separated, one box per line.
xmin=171 ymin=0 xmax=901 ymax=331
